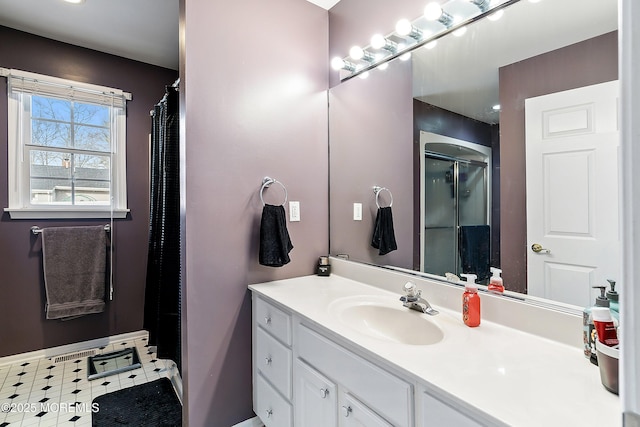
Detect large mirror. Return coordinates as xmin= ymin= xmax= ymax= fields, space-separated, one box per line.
xmin=329 ymin=0 xmax=619 ymax=309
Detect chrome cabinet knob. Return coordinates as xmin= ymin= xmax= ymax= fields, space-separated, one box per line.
xmin=265 ymin=408 xmax=273 ymax=418
xmin=320 ymin=388 xmax=328 ymax=398
xmin=342 ymin=405 xmax=352 ymax=417
xmin=265 ymin=355 xmax=272 ymax=366
xmin=264 ymin=316 xmax=272 ymax=325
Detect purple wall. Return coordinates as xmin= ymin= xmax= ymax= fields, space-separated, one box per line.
xmin=499 ymin=31 xmax=618 ymax=293
xmin=329 ymin=59 xmax=413 ymax=268
xmin=0 ymin=26 xmax=177 ymax=357
xmin=182 ymin=0 xmax=328 ymax=425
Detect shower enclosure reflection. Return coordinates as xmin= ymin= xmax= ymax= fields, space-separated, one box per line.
xmin=420 ymin=132 xmax=491 ymax=282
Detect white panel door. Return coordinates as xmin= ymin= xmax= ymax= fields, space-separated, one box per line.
xmin=525 ymin=80 xmax=620 ymax=307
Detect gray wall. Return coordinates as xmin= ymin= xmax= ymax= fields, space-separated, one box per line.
xmin=0 ymin=26 xmax=178 ymax=357
xmin=181 ymin=0 xmax=329 ymax=425
xmin=499 ymin=31 xmax=618 ymax=293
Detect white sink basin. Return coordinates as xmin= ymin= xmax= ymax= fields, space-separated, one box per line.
xmin=328 ymin=295 xmax=444 ymax=346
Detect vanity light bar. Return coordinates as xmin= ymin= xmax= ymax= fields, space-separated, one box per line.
xmin=332 ymin=0 xmax=520 ymax=81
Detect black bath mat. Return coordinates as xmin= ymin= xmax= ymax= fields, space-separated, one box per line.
xmin=92 ymin=378 xmax=181 ymax=426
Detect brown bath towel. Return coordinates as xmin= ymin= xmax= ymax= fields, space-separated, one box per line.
xmin=42 ymin=226 xmax=107 ymax=320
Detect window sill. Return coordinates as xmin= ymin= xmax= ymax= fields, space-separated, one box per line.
xmin=4 ymin=208 xmax=130 ymax=220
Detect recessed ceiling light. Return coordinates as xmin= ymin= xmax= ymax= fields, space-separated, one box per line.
xmin=63 ymin=0 xmax=85 ymax=4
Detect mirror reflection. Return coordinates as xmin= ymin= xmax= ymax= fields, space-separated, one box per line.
xmin=329 ymin=0 xmax=619 ymax=309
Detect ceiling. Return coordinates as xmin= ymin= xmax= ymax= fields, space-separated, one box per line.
xmin=0 ymin=0 xmax=341 ymax=71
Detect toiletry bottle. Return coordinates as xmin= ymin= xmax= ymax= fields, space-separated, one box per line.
xmin=461 ymin=274 xmax=480 ymax=327
xmin=583 ymin=286 xmax=609 ymax=365
xmin=606 ymin=279 xmax=619 ymax=322
xmin=591 ymin=307 xmax=619 ymax=347
xmin=316 ymin=256 xmax=331 ymax=276
xmin=488 ymin=267 xmax=504 ymax=293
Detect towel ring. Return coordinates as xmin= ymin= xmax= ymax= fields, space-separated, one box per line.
xmin=373 ymin=186 xmax=393 ymax=208
xmin=260 ymin=176 xmax=288 ymax=206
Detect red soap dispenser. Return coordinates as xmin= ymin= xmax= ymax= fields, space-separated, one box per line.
xmin=461 ymin=274 xmax=481 ymax=327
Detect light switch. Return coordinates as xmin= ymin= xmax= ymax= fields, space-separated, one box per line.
xmin=353 ymin=203 xmax=362 ymax=221
xmin=289 ymin=201 xmax=300 ymax=222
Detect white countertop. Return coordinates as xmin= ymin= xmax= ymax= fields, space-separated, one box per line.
xmin=249 ymin=274 xmax=620 ymax=427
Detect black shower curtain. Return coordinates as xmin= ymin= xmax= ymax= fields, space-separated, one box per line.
xmin=144 ymin=85 xmax=181 ymax=373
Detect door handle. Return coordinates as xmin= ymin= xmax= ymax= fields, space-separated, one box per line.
xmin=531 ymin=243 xmax=551 ymax=254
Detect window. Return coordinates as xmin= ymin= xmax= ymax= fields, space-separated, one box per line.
xmin=2 ymin=68 xmax=130 ymax=219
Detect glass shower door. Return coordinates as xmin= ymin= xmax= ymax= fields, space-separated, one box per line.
xmin=423 ymin=155 xmax=489 ymax=279
xmin=423 ymin=156 xmax=457 ymax=277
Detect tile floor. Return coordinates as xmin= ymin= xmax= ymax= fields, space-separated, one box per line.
xmin=0 ymin=335 xmax=176 ymax=427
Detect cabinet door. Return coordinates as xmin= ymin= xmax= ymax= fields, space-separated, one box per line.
xmin=420 ymin=391 xmax=482 ymax=427
xmin=339 ymin=392 xmax=393 ymax=427
xmin=295 ymin=359 xmax=338 ymax=427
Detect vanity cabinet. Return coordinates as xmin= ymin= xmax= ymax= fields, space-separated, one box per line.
xmin=252 ymin=293 xmax=486 ymax=427
xmin=296 ymin=323 xmax=413 ymax=427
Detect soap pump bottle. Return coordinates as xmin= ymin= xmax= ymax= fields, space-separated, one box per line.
xmin=606 ymin=279 xmax=619 ymax=322
xmin=461 ymin=274 xmax=480 ymax=327
xmin=488 ymin=267 xmax=504 ymax=293
xmin=583 ymin=286 xmax=609 ymax=365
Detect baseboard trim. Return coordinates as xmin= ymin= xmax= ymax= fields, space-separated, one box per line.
xmin=0 ymin=330 xmax=148 ymax=367
xmin=233 ymin=416 xmax=263 ymax=427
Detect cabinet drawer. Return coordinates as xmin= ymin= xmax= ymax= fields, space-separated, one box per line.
xmin=339 ymin=392 xmax=393 ymax=427
xmin=256 ymin=373 xmax=293 ymax=427
xmin=256 ymin=327 xmax=292 ymax=399
xmin=297 ymin=324 xmax=412 ymax=427
xmin=256 ymin=296 xmax=292 ymax=345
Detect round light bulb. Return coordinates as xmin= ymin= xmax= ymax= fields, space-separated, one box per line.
xmin=378 ymin=62 xmax=389 ymax=71
xmin=492 ymin=104 xmax=501 ymax=111
xmin=349 ymin=46 xmax=365 ymax=61
xmin=424 ymin=40 xmax=438 ymax=50
xmin=487 ymin=9 xmax=504 ymax=21
xmin=453 ymin=26 xmax=467 ymax=37
xmin=370 ymin=34 xmax=387 ymax=50
xmin=395 ymin=19 xmax=413 ymax=36
xmin=424 ymin=2 xmax=443 ymax=21
xmin=359 ymin=71 xmax=370 ymax=79
xmin=400 ymin=52 xmax=412 ymax=61
xmin=331 ymin=57 xmax=345 ymax=71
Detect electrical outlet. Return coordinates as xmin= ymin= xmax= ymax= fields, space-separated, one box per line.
xmin=353 ymin=203 xmax=362 ymax=221
xmin=289 ymin=201 xmax=300 ymax=222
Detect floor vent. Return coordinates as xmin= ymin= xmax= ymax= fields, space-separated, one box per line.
xmin=52 ymin=349 xmax=97 ymax=363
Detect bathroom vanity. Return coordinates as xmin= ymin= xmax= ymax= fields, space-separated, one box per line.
xmin=249 ymin=259 xmax=620 ymax=426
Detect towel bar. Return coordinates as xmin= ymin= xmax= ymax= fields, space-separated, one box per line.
xmin=31 ymin=224 xmax=111 ymax=235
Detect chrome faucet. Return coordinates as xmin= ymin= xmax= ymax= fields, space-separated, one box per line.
xmin=400 ymin=281 xmax=439 ymax=315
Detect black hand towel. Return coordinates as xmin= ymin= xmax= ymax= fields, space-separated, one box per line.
xmin=259 ymin=204 xmax=294 ymax=267
xmin=371 ymin=206 xmax=397 ymax=256
xmin=458 ymin=225 xmax=491 ymax=281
